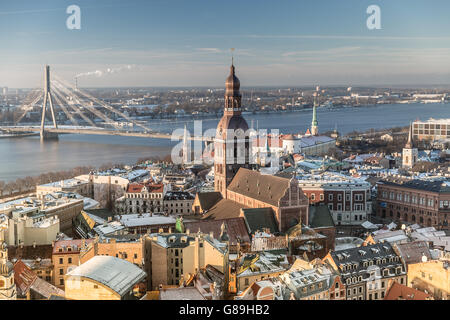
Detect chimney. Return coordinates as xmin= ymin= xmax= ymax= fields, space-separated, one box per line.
xmin=186 ymin=229 xmax=190 ymax=235
xmin=33 ymin=241 xmax=36 ymax=248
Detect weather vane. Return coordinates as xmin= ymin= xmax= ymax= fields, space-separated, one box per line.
xmin=231 ymin=48 xmax=235 ymax=65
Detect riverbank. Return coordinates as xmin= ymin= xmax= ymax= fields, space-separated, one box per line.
xmin=0 ymin=102 xmax=449 ymax=181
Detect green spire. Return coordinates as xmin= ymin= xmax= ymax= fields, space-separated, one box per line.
xmin=312 ymin=94 xmax=318 ymax=127
xmin=175 ymin=216 xmax=185 ymax=233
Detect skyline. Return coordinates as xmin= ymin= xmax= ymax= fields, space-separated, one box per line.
xmin=2 ymin=0 xmax=450 ymax=88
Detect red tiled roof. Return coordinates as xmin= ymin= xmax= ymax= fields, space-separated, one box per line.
xmin=252 ymin=137 xmax=282 ymax=148
xmin=146 ymin=183 xmax=164 ymax=193
xmin=14 ymin=259 xmax=64 ymax=298
xmin=14 ymin=259 xmax=37 ymax=295
xmin=52 ymin=239 xmax=94 ymax=255
xmin=384 ymin=282 xmax=432 ymax=300
xmin=127 ymin=183 xmax=145 ymax=193
xmin=127 ymin=183 xmax=164 ymax=193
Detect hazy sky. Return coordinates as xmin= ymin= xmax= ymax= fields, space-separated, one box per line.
xmin=2 ymin=0 xmax=450 ymax=88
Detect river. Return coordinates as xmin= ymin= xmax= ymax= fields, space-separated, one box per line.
xmin=1 ymin=102 xmax=449 ymax=181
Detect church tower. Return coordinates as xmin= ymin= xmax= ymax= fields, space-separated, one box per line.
xmin=311 ymin=88 xmax=319 ymax=136
xmin=402 ymin=123 xmax=418 ymax=169
xmin=214 ymin=61 xmax=251 ymax=197
xmin=0 ymin=241 xmax=16 ymax=300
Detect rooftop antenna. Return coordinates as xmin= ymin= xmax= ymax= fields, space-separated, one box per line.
xmin=230 ymin=48 xmax=235 ymax=65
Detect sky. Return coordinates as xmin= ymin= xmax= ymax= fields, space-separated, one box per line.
xmin=2 ymin=0 xmax=450 ymax=88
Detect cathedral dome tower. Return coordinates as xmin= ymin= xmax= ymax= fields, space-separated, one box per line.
xmin=214 ymin=62 xmax=252 ymax=197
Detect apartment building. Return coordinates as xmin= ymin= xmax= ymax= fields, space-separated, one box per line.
xmin=377 ymin=179 xmax=450 ymax=230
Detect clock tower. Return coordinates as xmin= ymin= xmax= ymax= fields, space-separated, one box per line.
xmin=214 ymin=62 xmax=252 ymax=197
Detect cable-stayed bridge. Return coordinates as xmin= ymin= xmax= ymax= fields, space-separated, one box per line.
xmin=0 ymin=65 xmax=213 ymax=142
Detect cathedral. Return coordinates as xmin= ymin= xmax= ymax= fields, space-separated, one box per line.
xmin=203 ymin=62 xmax=310 ymax=233
xmin=214 ymin=61 xmax=253 ymax=197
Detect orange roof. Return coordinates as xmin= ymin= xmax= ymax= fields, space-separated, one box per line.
xmin=305 ymin=128 xmax=311 ymax=135
xmin=127 ymin=182 xmax=164 ymax=193
xmin=127 ymin=183 xmax=145 ymax=193
xmin=52 ymin=239 xmax=94 ymax=254
xmin=14 ymin=260 xmax=37 ymax=295
xmin=384 ymin=282 xmax=432 ymax=300
xmin=252 ymin=136 xmax=282 ymax=148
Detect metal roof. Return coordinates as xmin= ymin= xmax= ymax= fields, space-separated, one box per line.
xmin=66 ymin=256 xmax=146 ymax=296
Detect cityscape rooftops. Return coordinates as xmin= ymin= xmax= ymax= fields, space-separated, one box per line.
xmin=126 ymin=182 xmax=164 ymax=193
xmin=38 ymin=178 xmax=88 ymax=188
xmin=378 ymin=178 xmax=450 ymax=193
xmin=295 ymin=171 xmax=369 ymax=187
xmin=330 ymin=243 xmax=403 ymax=278
xmin=118 ymin=213 xmax=176 ymax=228
xmin=384 ymin=281 xmax=432 ymax=300
xmin=94 ymin=221 xmax=125 ymax=237
xmin=238 ymin=250 xmax=289 ymax=277
xmin=164 ymin=191 xmax=195 ymax=200
xmin=52 ymin=239 xmax=94 ymax=255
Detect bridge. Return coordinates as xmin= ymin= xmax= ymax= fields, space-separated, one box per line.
xmin=0 ymin=126 xmax=212 ymax=141
xmin=1 ymin=65 xmax=214 ymax=143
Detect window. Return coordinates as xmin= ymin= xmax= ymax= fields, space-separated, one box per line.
xmin=329 ymin=194 xmax=333 ymax=201
xmin=68 ymin=258 xmax=72 ymax=264
xmin=245 ymin=278 xmax=249 ymax=286
xmin=59 ymin=258 xmax=63 ymax=264
xmin=311 ymin=194 xmax=315 ymax=201
xmin=338 ymin=194 xmax=342 ymax=201
xmin=320 ymin=194 xmax=324 ymax=201
xmin=59 ymin=279 xmax=64 ymax=285
xmin=59 ymin=268 xmax=64 ymax=275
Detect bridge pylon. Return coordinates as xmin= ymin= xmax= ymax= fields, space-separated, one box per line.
xmin=40 ymin=65 xmax=59 ymax=141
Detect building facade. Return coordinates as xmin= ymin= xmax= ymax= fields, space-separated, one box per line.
xmin=143 ymin=232 xmax=227 ymax=290
xmin=377 ymin=179 xmax=450 ymax=230
xmin=324 ymin=243 xmax=406 ymax=300
xmin=407 ymin=258 xmax=449 ymax=300
xmin=119 ymin=183 xmax=166 ymax=214
xmin=413 ymin=118 xmax=450 ymax=142
xmin=298 ymin=173 xmax=372 ymax=225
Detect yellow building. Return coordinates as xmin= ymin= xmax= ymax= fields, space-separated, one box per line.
xmin=143 ymin=232 xmax=227 ymax=290
xmin=408 ymin=258 xmax=449 ymax=300
xmin=65 ymin=255 xmax=146 ymax=300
